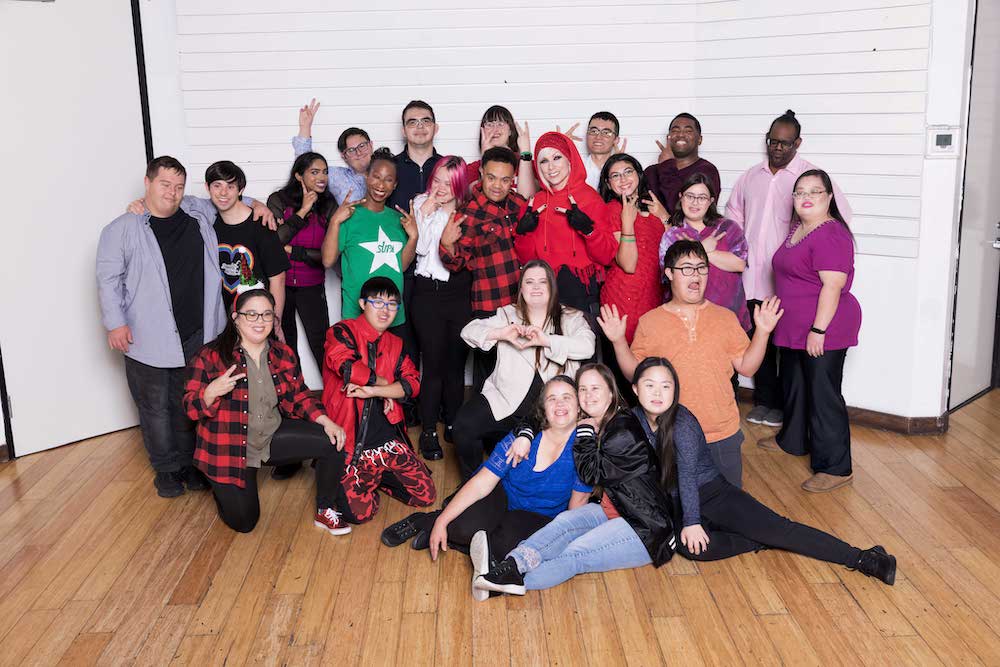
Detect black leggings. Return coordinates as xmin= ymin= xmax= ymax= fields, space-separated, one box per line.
xmin=446 ymin=485 xmax=551 ymax=560
xmin=412 ymin=274 xmax=471 ymax=430
xmin=452 ymin=374 xmax=543 ymax=481
xmin=208 ymin=420 xmax=346 ymax=533
xmin=676 ymin=477 xmax=860 ymax=566
xmin=281 ymin=284 xmax=330 ymax=372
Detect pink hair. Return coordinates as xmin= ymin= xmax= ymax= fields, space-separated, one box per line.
xmin=425 ymin=155 xmax=471 ymax=207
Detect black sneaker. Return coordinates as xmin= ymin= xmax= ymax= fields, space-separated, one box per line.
xmin=154 ymin=471 xmax=184 ymax=498
xmin=854 ymin=545 xmax=897 ymax=585
xmin=419 ymin=430 xmax=444 ymax=461
xmin=410 ymin=510 xmax=442 ymax=550
xmin=179 ymin=466 xmax=210 ymax=491
xmin=443 ymin=424 xmax=455 ymax=444
xmin=474 ymin=556 xmax=526 ymax=596
xmin=382 ymin=512 xmax=430 ymax=548
xmin=271 ymin=462 xmax=302 ymax=480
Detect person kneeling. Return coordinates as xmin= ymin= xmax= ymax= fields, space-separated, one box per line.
xmin=322 ymin=277 xmax=436 ymax=523
xmin=183 ymin=284 xmax=350 ymax=535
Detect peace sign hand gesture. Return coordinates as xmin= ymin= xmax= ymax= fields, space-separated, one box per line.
xmin=555 ymin=195 xmax=595 ymax=236
xmin=395 ymin=200 xmax=419 ymax=239
xmin=440 ymin=211 xmax=466 ymax=248
xmin=700 ymin=228 xmax=725 ymax=254
xmin=642 ymin=191 xmax=669 ymax=223
xmin=331 ymin=188 xmax=366 ymax=226
xmin=298 ymin=182 xmax=318 ymax=218
xmin=516 ymin=120 xmax=532 ymax=153
xmin=655 ymin=139 xmax=673 ymax=163
xmin=556 ymin=122 xmax=582 ymax=142
xmin=204 ymin=365 xmax=247 ymax=406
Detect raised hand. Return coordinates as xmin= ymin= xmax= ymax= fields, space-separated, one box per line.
xmin=491 ymin=323 xmax=530 ymax=349
xmin=516 ymin=197 xmax=545 ymax=235
xmin=597 ymin=304 xmax=628 ymax=344
xmin=614 ymin=136 xmax=629 ymax=154
xmin=480 ymin=125 xmax=505 ymax=152
xmin=655 ymin=139 xmax=673 ymax=163
xmin=298 ymin=182 xmax=318 ymax=218
xmin=622 ymin=190 xmax=640 ymax=225
xmin=440 ymin=211 xmax=465 ymax=248
xmin=126 ymin=198 xmax=145 ymax=215
xmin=520 ymin=325 xmax=550 ymax=348
xmin=298 ymin=98 xmax=320 ymax=136
xmin=753 ymin=296 xmax=784 ymax=335
xmin=555 ymin=195 xmax=595 ymax=236
xmin=204 ymin=364 xmax=247 ymax=405
xmin=642 ymin=191 xmax=669 ymax=223
xmin=395 ymin=200 xmax=418 ymax=239
xmin=331 ymin=188 xmax=366 ymax=226
xmin=107 ymin=324 xmax=133 ymax=352
xmin=700 ymin=228 xmax=724 ymax=254
xmin=557 ymin=122 xmax=582 ymax=142
xmin=516 ymin=120 xmax=532 ymax=153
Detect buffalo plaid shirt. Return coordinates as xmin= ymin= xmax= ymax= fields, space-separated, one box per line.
xmin=184 ymin=340 xmax=325 ymax=488
xmin=440 ymin=186 xmax=527 ymax=314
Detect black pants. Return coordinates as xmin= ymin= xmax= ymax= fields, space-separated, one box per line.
xmin=453 ymin=375 xmax=543 ymax=481
xmin=281 ymin=284 xmax=329 ymax=372
xmin=776 ymin=348 xmax=852 ymax=476
xmin=746 ymin=299 xmax=780 ymax=409
xmin=207 ymin=420 xmax=347 ymax=533
xmin=124 ymin=328 xmax=202 ymax=473
xmin=471 ymin=310 xmax=498 ymax=393
xmin=412 ymin=274 xmax=472 ymax=429
xmin=446 ymin=485 xmax=552 ymax=560
xmin=677 ymin=478 xmax=859 ymax=566
xmin=556 ymin=267 xmax=601 ymax=363
xmin=399 ymin=269 xmax=421 ymax=369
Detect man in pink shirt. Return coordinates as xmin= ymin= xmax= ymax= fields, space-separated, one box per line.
xmin=725 ymin=110 xmax=852 ymax=427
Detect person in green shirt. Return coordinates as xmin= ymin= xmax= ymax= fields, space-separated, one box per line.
xmin=321 ymin=147 xmax=419 ymax=329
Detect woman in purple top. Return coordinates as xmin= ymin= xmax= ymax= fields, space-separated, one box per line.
xmin=658 ymin=173 xmax=750 ymax=330
xmin=759 ymin=169 xmax=862 ymax=494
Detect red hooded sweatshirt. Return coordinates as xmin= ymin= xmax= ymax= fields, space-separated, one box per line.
xmin=514 ymin=132 xmax=616 ymax=285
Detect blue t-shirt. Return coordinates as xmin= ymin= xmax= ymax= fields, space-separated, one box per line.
xmin=482 ymin=430 xmax=593 ymax=517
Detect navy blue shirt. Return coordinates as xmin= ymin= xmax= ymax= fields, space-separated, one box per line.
xmin=388 ymin=148 xmax=441 ymax=212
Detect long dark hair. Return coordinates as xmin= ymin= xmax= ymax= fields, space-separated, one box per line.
xmin=791 ymin=169 xmax=854 ymax=241
xmin=209 ymin=289 xmax=277 ymax=367
xmin=598 ymin=153 xmax=651 ymax=213
xmin=632 ymin=357 xmax=681 ymax=491
xmin=515 ymin=260 xmax=567 ymax=371
xmin=530 ymin=375 xmax=578 ymax=431
xmin=669 ymin=172 xmax=723 ymax=228
xmin=275 ymin=152 xmax=336 ymax=219
xmin=479 ymin=105 xmax=520 ymax=153
xmin=575 ymin=363 xmax=627 ymax=435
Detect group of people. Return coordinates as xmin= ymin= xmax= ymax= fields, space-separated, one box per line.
xmin=96 ymin=99 xmax=892 ymax=599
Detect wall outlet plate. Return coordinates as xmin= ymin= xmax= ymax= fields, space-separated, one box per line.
xmin=926 ymin=125 xmax=962 ymax=158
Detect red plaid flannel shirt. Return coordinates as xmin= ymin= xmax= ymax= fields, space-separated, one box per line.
xmin=185 ymin=340 xmax=325 ymax=488
xmin=440 ymin=187 xmax=528 ymax=313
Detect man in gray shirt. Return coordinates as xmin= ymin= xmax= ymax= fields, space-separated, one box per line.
xmin=97 ymin=156 xmax=233 ymax=497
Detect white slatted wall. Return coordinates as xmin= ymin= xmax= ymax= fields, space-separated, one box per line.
xmin=172 ymin=0 xmax=930 ymax=260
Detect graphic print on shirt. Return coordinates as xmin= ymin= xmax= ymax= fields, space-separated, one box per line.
xmin=358 ymin=226 xmax=404 ymax=274
xmin=219 ymin=243 xmax=254 ymax=294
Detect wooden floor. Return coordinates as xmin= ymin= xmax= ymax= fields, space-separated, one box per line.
xmin=2 ymin=394 xmax=1000 ymax=666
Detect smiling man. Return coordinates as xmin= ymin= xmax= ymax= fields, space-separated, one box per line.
xmin=292 ymin=99 xmax=370 ymax=204
xmin=644 ymin=113 xmax=721 ymax=215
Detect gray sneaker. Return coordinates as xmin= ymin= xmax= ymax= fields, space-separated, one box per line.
xmin=762 ymin=409 xmax=784 ymax=427
xmin=746 ymin=405 xmax=769 ymax=424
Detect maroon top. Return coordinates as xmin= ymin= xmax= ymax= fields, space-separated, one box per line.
xmin=772 ymin=220 xmax=861 ymax=350
xmin=643 ymin=158 xmax=721 ymax=214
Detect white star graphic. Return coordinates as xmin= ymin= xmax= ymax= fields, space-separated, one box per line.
xmin=358 ymin=226 xmax=404 ymax=274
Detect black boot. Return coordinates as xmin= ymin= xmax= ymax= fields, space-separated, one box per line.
xmin=179 ymin=465 xmax=210 ymax=491
xmin=153 ymin=471 xmax=184 ymax=498
xmin=443 ymin=424 xmax=455 ymax=444
xmin=854 ymin=545 xmax=896 ymax=585
xmin=419 ymin=430 xmax=444 ymax=461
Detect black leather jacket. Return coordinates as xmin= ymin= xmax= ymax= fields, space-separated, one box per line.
xmin=573 ymin=411 xmax=676 ymax=566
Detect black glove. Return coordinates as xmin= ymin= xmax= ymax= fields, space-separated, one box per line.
xmin=516 ymin=207 xmax=541 ymax=234
xmin=564 ymin=203 xmax=594 ymax=236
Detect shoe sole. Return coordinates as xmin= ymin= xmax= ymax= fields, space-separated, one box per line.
xmin=156 ymin=487 xmax=185 ymax=498
xmin=314 ymin=520 xmax=352 ymax=536
xmin=473 ymin=575 xmax=526 ymax=596
xmin=746 ymin=415 xmax=766 ymax=425
xmin=884 ymin=555 xmax=897 ymax=585
xmin=802 ymin=476 xmax=854 ymax=493
xmin=470 ymin=531 xmax=491 ymax=602
xmin=421 ymin=450 xmax=444 ymax=461
xmin=761 ymin=419 xmax=783 ymax=427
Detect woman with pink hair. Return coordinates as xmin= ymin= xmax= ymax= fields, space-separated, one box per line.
xmin=412 ymin=156 xmax=474 ymax=459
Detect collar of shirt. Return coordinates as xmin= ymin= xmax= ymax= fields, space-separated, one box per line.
xmin=396 ymin=147 xmax=441 ymax=166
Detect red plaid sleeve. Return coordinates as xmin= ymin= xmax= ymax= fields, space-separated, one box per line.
xmin=183 ymin=348 xmax=223 ymax=421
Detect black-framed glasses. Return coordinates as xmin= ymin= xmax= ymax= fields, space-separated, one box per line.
xmin=343 ymin=141 xmax=371 ymax=157
xmin=765 ymin=136 xmax=796 ymax=149
xmin=404 ymin=117 xmax=434 ymax=128
xmin=670 ymin=264 xmax=709 ymax=276
xmin=366 ymin=298 xmax=400 ymax=311
xmin=587 ymin=127 xmax=617 ymax=138
xmin=238 ymin=310 xmax=275 ymax=322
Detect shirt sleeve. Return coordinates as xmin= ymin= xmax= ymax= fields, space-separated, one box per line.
xmin=722 ymin=219 xmax=749 ymax=262
xmin=724 ymin=171 xmax=747 ymax=226
xmin=96 ymin=220 xmax=128 ymax=331
xmin=724 ymin=311 xmax=751 ymax=360
xmin=292 ymin=135 xmax=311 ymax=158
xmin=811 ymin=224 xmax=854 ymax=274
xmin=630 ymin=316 xmax=653 ymax=362
xmin=259 ymin=227 xmax=291 ymax=277
xmin=673 ymin=409 xmax=707 ymax=526
xmin=483 ymin=432 xmax=516 ymax=478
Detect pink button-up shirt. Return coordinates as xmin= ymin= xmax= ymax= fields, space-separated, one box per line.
xmin=725 ymin=154 xmax=852 ymax=300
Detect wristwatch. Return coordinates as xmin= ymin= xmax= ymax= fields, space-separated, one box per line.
xmin=520 ymin=151 xmax=532 ymax=162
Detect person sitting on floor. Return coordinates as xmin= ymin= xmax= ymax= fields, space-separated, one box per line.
xmin=321 ymin=277 xmax=435 ymax=524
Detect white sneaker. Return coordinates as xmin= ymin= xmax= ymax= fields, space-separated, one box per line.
xmin=470 ymin=530 xmax=491 ymax=602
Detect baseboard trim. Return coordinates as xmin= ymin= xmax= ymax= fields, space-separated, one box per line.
xmin=0 ymin=443 xmax=10 ymax=463
xmin=736 ymin=388 xmax=948 ymax=435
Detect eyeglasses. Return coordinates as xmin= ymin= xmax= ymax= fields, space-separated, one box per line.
xmin=587 ymin=127 xmax=617 ymax=138
xmin=366 ymin=298 xmax=400 ymax=311
xmin=483 ymin=121 xmax=508 ymax=131
xmin=404 ymin=117 xmax=434 ymax=128
xmin=792 ymin=190 xmax=829 ymax=200
xmin=343 ymin=141 xmax=371 ymax=157
xmin=607 ymin=168 xmax=636 ymax=183
xmin=238 ymin=310 xmax=275 ymax=322
xmin=681 ymin=193 xmax=712 ymax=204
xmin=670 ymin=264 xmax=709 ymax=276
xmin=765 ymin=136 xmax=796 ymax=149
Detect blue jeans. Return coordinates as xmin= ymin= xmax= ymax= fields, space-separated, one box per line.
xmin=509 ymin=503 xmax=652 ymax=591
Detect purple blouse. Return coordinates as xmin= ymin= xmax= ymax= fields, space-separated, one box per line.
xmin=771 ymin=220 xmax=861 ymax=350
xmin=659 ymin=218 xmax=751 ymax=330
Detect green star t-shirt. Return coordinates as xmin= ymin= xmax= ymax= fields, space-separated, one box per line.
xmin=339 ymin=206 xmax=408 ymax=326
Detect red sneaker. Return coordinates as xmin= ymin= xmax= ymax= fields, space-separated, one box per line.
xmin=314 ymin=508 xmax=352 ymax=536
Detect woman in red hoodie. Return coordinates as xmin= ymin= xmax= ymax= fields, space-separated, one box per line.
xmin=514 ymin=132 xmax=616 ymax=338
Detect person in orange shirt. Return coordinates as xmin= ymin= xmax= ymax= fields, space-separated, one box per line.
xmin=599 ymin=239 xmax=783 ymax=487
